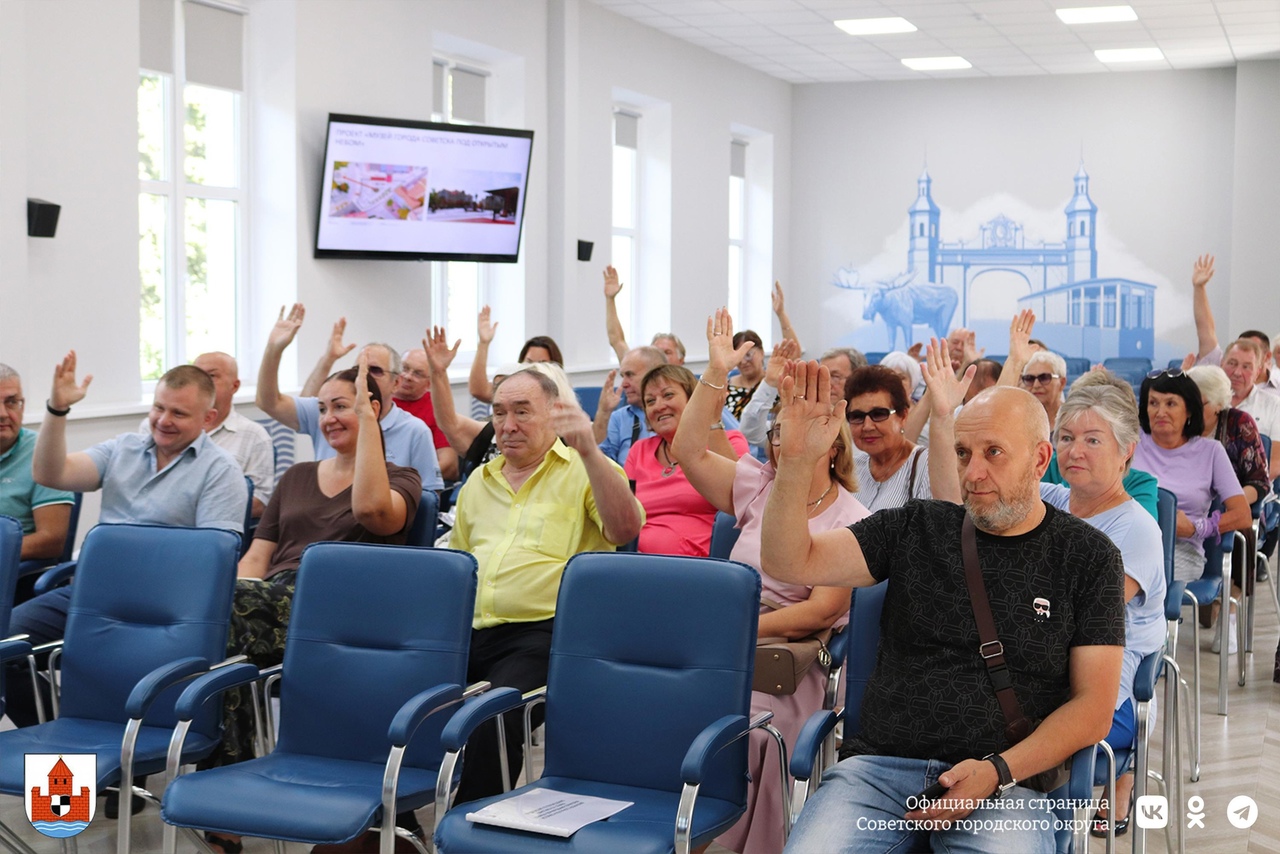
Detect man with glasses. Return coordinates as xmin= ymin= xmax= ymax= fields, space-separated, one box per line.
xmin=392 ymin=347 xmax=458 ymax=480
xmin=0 ymin=363 xmax=73 ymax=563
xmin=451 ymin=367 xmax=643 ymax=802
xmin=257 ymin=304 xmax=444 ymax=490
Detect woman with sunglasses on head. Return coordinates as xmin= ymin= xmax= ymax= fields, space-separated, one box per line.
xmin=843 ymin=355 xmax=969 ymax=511
xmin=1133 ymin=370 xmax=1250 ymax=586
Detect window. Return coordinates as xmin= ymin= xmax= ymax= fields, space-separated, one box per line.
xmin=431 ymin=58 xmax=489 ymax=354
xmin=1103 ymin=285 xmax=1117 ymax=328
xmin=138 ymin=0 xmax=246 ymax=382
xmin=612 ymin=111 xmax=640 ymax=345
xmin=727 ymin=139 xmax=746 ymax=320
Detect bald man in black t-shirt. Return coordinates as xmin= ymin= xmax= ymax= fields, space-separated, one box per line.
xmin=763 ymin=363 xmax=1124 ymax=854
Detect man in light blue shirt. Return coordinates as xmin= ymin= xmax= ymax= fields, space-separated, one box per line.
xmin=256 ymin=304 xmax=444 ymax=490
xmin=5 ymin=358 xmax=247 ymax=727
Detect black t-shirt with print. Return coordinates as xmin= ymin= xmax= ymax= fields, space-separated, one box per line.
xmin=843 ymin=499 xmax=1125 ymax=765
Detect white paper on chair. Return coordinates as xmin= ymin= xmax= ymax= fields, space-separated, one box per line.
xmin=464 ymin=788 xmax=633 ymax=837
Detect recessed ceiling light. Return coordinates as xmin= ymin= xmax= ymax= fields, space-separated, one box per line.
xmin=835 ymin=17 xmax=918 ymax=36
xmin=1094 ymin=47 xmax=1164 ymax=62
xmin=902 ymin=56 xmax=973 ymax=71
xmin=1056 ymin=5 xmax=1138 ymax=24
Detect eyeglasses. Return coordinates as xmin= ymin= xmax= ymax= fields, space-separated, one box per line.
xmin=366 ymin=366 xmax=399 ymax=378
xmin=1 ymin=396 xmax=23 ymax=411
xmin=1146 ymin=369 xmax=1184 ymax=380
xmin=400 ymin=368 xmax=429 ymax=381
xmin=766 ymin=426 xmax=782 ymax=445
xmin=1019 ymin=373 xmax=1061 ymax=387
xmin=847 ymin=407 xmax=896 ymax=424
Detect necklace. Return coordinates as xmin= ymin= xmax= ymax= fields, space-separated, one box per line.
xmin=659 ymin=441 xmax=679 ymax=477
xmin=807 ymin=481 xmax=834 ymax=509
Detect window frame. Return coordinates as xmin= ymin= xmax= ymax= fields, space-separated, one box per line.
xmin=611 ymin=109 xmax=641 ymax=348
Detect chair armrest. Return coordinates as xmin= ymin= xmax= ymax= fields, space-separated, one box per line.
xmin=173 ymin=662 xmax=262 ymax=720
xmin=32 ymin=560 xmax=77 ymax=595
xmin=17 ymin=558 xmax=55 ymax=578
xmin=439 ymin=687 xmax=525 ymax=752
xmin=1067 ymin=743 xmax=1096 ymax=798
xmin=124 ymin=656 xmax=211 ymax=719
xmin=826 ymin=628 xmax=849 ymax=670
xmin=1166 ymin=581 xmax=1186 ymax=622
xmin=387 ymin=684 xmax=463 ymax=747
xmin=0 ymin=637 xmax=33 ymax=663
xmin=679 ymin=714 xmax=750 ymax=785
xmin=1132 ymin=651 xmax=1162 ymax=704
xmin=789 ymin=710 xmax=841 ymax=780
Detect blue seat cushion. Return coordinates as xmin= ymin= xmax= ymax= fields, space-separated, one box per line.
xmin=434 ymin=776 xmax=743 ymax=854
xmin=161 ymin=752 xmax=438 ymax=844
xmin=0 ymin=719 xmax=217 ymax=794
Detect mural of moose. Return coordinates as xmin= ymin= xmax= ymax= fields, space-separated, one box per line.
xmin=862 ymin=274 xmax=959 ymax=351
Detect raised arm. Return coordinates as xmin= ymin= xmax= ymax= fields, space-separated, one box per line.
xmin=922 ymin=338 xmax=973 ymax=504
xmin=425 ymin=326 xmax=485 ymax=454
xmin=351 ymin=354 xmax=411 ymax=536
xmin=256 ymin=304 xmax=305 ymax=430
xmin=553 ymin=402 xmax=642 ymax=545
xmin=673 ymin=309 xmax=752 ymax=514
xmin=591 ymin=369 xmax=621 ymax=444
xmin=1192 ymin=254 xmax=1218 ymax=359
xmin=604 ymin=266 xmax=630 ymax=363
xmin=772 ymin=281 xmax=800 ymax=345
xmin=997 ymin=310 xmax=1036 ymax=387
xmin=32 ymin=351 xmax=103 ymax=492
xmin=300 ymin=317 xmax=356 ymax=397
xmin=468 ymin=306 xmax=498 ymax=403
xmin=739 ymin=338 xmax=799 ymax=445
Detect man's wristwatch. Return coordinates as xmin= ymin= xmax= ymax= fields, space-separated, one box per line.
xmin=983 ymin=753 xmax=1017 ymax=797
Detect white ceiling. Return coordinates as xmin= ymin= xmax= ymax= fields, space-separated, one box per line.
xmin=588 ymin=0 xmax=1280 ymax=82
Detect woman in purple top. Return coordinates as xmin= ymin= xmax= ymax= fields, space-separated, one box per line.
xmin=1130 ymin=370 xmax=1250 ymax=584
xmin=1187 ymin=365 xmax=1271 ymax=504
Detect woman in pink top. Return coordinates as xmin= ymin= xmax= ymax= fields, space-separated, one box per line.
xmin=673 ymin=309 xmax=869 ymax=854
xmin=624 ymin=364 xmax=749 ymax=555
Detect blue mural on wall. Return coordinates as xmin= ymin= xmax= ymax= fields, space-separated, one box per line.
xmin=834 ymin=165 xmax=1157 ymax=364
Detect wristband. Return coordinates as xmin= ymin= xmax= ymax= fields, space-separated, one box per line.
xmin=709 ymin=422 xmax=725 ymax=431
xmin=983 ymin=752 xmax=1017 ymax=797
xmin=698 ymin=377 xmax=726 ymax=391
xmin=46 ymin=400 xmax=70 ymax=417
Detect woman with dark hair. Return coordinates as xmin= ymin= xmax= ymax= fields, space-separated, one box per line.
xmin=726 ymin=329 xmax=765 ymax=419
xmin=844 ymin=365 xmax=944 ymax=510
xmin=1187 ymin=365 xmax=1270 ymax=504
xmin=624 ymin=364 xmax=748 ymax=555
xmin=1132 ymin=370 xmax=1250 ymax=584
xmin=203 ymin=356 xmax=421 ymax=853
xmin=469 ymin=305 xmax=565 ymax=404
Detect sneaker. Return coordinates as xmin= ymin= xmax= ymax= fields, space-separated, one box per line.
xmin=1211 ymin=613 xmax=1239 ymax=655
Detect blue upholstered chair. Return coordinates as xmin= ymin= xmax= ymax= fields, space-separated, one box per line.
xmin=405 ymin=490 xmax=441 ymax=548
xmin=14 ymin=492 xmax=82 ymax=592
xmin=1102 ymin=357 xmax=1154 ymax=390
xmin=0 ymin=515 xmax=22 ymax=722
xmin=160 ymin=543 xmax=479 ymax=854
xmin=788 ymin=582 xmax=1099 ymax=854
xmin=0 ymin=524 xmax=240 ymax=854
xmin=433 ymin=552 xmax=768 ymax=854
xmin=709 ymin=511 xmax=740 ymax=561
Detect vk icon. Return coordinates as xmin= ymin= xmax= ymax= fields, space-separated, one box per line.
xmin=1136 ymin=795 xmax=1169 ymax=829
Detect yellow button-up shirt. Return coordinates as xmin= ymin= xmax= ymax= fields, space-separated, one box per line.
xmin=452 ymin=440 xmax=640 ymax=629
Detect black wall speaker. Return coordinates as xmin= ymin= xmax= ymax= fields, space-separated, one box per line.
xmin=27 ymin=199 xmax=60 ymax=238
xmin=577 ymin=240 xmax=593 ymax=262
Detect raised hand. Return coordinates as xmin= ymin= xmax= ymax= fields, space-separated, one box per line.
xmin=327 ymin=317 xmax=357 ymax=363
xmin=923 ymin=337 xmax=974 ymax=418
xmin=1192 ymin=254 xmax=1215 ymax=289
xmin=706 ymin=307 xmax=755 ymax=375
xmin=267 ymin=303 xmax=305 ymax=351
xmin=599 ymin=369 xmax=621 ymax=413
xmin=603 ymin=266 xmax=623 ymax=299
xmin=775 ymin=360 xmax=846 ymax=466
xmin=906 ymin=342 xmax=924 ymax=361
xmin=1180 ymin=352 xmax=1197 ymax=372
xmin=551 ymin=400 xmax=596 ymax=456
xmin=1005 ymin=309 xmax=1036 ymax=369
xmin=477 ymin=305 xmax=498 ymax=344
xmin=771 ymin=281 xmax=786 ymax=316
xmin=424 ymin=326 xmax=461 ymax=373
xmin=353 ymin=351 xmax=377 ymax=422
xmin=50 ymin=350 xmax=92 ymax=410
xmin=764 ymin=338 xmax=802 ymax=388
xmin=960 ymin=329 xmax=983 ymax=368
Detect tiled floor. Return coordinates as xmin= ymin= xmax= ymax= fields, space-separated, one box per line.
xmin=4 ymin=578 xmax=1279 ymax=853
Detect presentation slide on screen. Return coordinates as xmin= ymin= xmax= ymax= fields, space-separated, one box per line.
xmin=316 ymin=120 xmax=533 ymax=258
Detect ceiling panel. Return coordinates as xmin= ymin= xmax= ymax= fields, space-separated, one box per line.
xmin=590 ymin=0 xmax=1278 ymax=81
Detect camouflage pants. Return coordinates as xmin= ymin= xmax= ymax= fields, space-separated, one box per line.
xmin=207 ymin=570 xmax=298 ymax=767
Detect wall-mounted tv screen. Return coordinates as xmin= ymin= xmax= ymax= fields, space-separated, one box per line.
xmin=314 ymin=113 xmax=534 ymax=262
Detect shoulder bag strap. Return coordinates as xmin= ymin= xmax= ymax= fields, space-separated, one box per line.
xmin=907 ymin=446 xmax=924 ymax=497
xmin=961 ymin=515 xmax=1032 ymax=744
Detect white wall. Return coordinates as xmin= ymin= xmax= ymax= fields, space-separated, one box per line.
xmin=789 ymin=69 xmax=1249 ymax=362
xmin=1228 ymin=59 xmax=1280 ymax=341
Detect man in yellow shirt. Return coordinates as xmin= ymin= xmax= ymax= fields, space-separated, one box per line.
xmin=450 ymin=367 xmax=644 ymax=802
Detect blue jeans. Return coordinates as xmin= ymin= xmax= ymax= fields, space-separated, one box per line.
xmin=786 ymin=755 xmax=1056 ymax=854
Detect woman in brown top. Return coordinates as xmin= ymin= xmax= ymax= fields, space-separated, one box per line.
xmin=204 ymin=357 xmax=420 ymax=853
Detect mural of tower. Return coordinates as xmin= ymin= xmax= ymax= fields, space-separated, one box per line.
xmin=1064 ymin=162 xmax=1097 ymax=282
xmin=907 ymin=168 xmax=940 ymax=281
